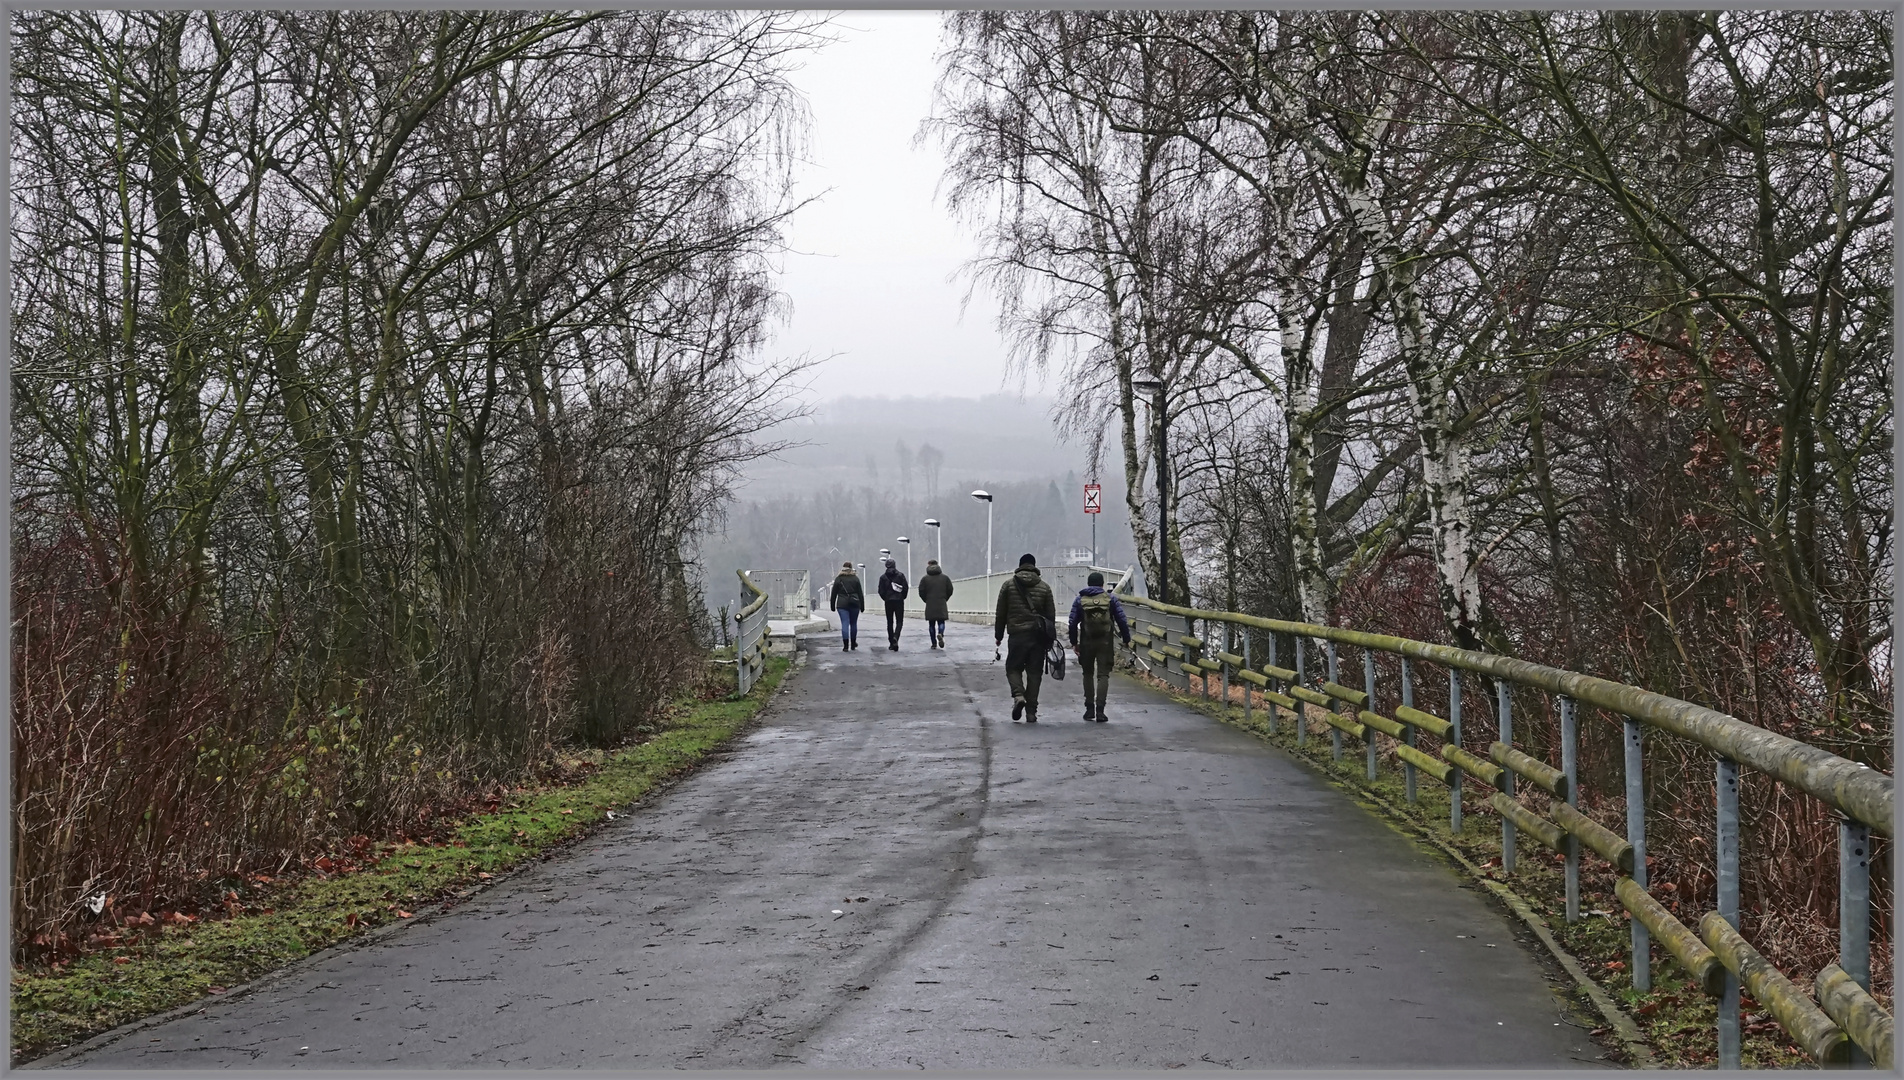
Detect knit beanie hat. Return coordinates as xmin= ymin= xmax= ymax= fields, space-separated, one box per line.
xmin=1088 ymin=571 xmax=1105 ymax=587
xmin=1019 ymin=553 xmax=1037 ymax=567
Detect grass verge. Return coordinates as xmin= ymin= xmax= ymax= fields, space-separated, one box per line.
xmin=10 ymin=653 xmax=794 ymax=1064
xmin=1145 ymin=671 xmax=1819 ymax=1070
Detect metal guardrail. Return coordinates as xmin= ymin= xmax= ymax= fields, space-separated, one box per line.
xmin=1112 ymin=578 xmax=1892 ymax=1069
xmin=734 ymin=570 xmax=770 ymax=696
xmin=744 ymin=569 xmax=811 ymax=620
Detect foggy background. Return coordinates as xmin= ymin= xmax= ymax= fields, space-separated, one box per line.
xmin=703 ymin=395 xmax=1134 ymax=622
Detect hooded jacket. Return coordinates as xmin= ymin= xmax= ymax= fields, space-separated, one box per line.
xmin=829 ymin=571 xmax=864 ymax=612
xmin=994 ymin=565 xmax=1056 ymax=642
xmin=1068 ymin=586 xmax=1131 ymax=646
xmin=917 ymin=565 xmax=954 ymax=621
xmin=877 ymin=567 xmax=909 ymax=605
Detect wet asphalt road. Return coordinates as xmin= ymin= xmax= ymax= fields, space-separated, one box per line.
xmin=43 ymin=621 xmax=1608 ymax=1069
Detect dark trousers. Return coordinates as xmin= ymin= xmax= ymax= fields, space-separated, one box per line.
xmin=1005 ymin=632 xmax=1045 ymax=710
xmin=1078 ymin=639 xmax=1115 ymax=713
xmin=885 ymin=602 xmax=905 ymax=644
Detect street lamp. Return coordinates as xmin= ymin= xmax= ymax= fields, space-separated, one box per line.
xmin=970 ymin=490 xmax=994 ymax=582
xmin=922 ymin=518 xmax=941 ymax=565
xmin=897 ymin=536 xmax=911 ymax=583
xmin=1131 ymin=375 xmax=1170 ymax=604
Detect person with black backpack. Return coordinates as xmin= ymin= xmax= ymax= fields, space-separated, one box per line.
xmin=1068 ymin=571 xmax=1132 ymax=721
xmin=994 ymin=553 xmax=1057 ymax=722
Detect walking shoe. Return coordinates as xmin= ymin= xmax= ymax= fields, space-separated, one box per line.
xmin=851 ymin=640 xmax=858 ymax=650
xmin=1012 ymin=698 xmax=1025 ymax=722
xmin=1095 ymin=711 xmax=1108 ymax=722
xmin=1025 ymin=707 xmax=1038 ymax=723
xmin=842 ymin=641 xmax=850 ymax=652
xmin=1083 ymin=704 xmax=1095 ymax=721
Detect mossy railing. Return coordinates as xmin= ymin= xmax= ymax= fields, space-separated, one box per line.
xmin=734 ymin=570 xmax=770 ymax=696
xmin=1114 ymin=580 xmax=1891 ymax=1069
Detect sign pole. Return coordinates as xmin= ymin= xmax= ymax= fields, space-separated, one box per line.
xmin=1084 ymin=482 xmax=1102 ymax=565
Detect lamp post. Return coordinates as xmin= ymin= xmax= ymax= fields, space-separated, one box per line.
xmin=1131 ymin=375 xmax=1169 ymax=604
xmin=897 ymin=536 xmax=911 ymax=583
xmin=879 ymin=548 xmax=891 ymax=579
xmin=970 ymin=490 xmax=994 ymax=583
xmin=923 ymin=518 xmax=941 ymax=565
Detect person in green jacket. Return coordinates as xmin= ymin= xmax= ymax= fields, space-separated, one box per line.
xmin=917 ymin=559 xmax=954 ymax=648
xmin=1068 ymin=571 xmax=1131 ymax=721
xmin=994 ymin=553 xmax=1056 ymax=722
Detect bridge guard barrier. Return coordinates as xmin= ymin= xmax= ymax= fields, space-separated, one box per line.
xmin=734 ymin=570 xmax=770 ymax=696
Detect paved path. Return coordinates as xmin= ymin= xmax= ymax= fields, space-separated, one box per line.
xmin=44 ymin=623 xmax=1609 ymax=1069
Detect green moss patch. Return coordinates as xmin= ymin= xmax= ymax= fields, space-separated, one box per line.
xmin=11 ymin=654 xmax=793 ymax=1063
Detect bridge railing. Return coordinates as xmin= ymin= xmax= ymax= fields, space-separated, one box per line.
xmin=903 ymin=565 xmax=1128 ymax=625
xmin=743 ymin=569 xmax=812 ymax=621
xmin=1113 ymin=579 xmax=1892 ymax=1069
xmin=734 ymin=570 xmax=770 ymax=696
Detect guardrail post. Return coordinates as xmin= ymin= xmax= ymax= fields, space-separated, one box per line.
xmin=1161 ymin=613 xmax=1174 ymax=687
xmin=1198 ymin=616 xmax=1210 ymax=701
xmin=1499 ymin=681 xmax=1516 ymax=874
xmin=1840 ymin=815 xmax=1872 ymax=1067
xmin=1221 ymin=622 xmax=1231 ymax=713
xmin=1362 ymin=651 xmax=1378 ymax=782
xmin=1400 ymin=657 xmax=1417 ymax=804
xmin=1267 ymin=632 xmax=1280 ymax=735
xmin=1160 ymin=612 xmax=1178 ymax=690
xmin=1326 ymin=640 xmax=1342 ymax=762
xmin=1450 ymin=669 xmax=1463 ymax=835
xmin=1624 ymin=716 xmax=1650 ymax=992
xmin=1560 ymin=695 xmax=1578 ymax=923
xmin=1294 ymin=637 xmax=1307 ymax=748
xmin=1716 ymin=754 xmax=1741 ymax=1069
xmin=1242 ymin=633 xmax=1252 ymax=727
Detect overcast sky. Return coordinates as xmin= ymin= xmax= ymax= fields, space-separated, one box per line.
xmin=773 ymin=12 xmax=1047 ymax=404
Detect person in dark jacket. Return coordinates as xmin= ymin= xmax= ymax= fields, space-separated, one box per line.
xmin=994 ymin=553 xmax=1056 ymax=722
xmin=829 ymin=561 xmax=864 ymax=651
xmin=917 ymin=559 xmax=954 ymax=649
xmin=877 ymin=559 xmax=909 ymax=650
xmin=1068 ymin=571 xmax=1132 ymax=721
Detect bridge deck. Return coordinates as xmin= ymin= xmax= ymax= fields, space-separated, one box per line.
xmin=42 ymin=623 xmax=1610 ymax=1069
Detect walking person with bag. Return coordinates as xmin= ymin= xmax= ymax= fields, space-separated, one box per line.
xmin=829 ymin=561 xmax=864 ymax=652
xmin=993 ymin=553 xmax=1056 ymax=722
xmin=917 ymin=559 xmax=954 ymax=648
xmin=877 ymin=559 xmax=909 ymax=650
xmin=1068 ymin=571 xmax=1131 ymax=721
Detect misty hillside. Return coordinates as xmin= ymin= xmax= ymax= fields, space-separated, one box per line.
xmin=733 ymin=394 xmax=1106 ymax=500
xmin=703 ymin=394 xmax=1139 ymax=618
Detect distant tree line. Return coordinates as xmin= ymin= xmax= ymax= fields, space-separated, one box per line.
xmin=10 ymin=10 xmax=810 ymax=952
xmin=932 ymin=10 xmax=1891 ymax=981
